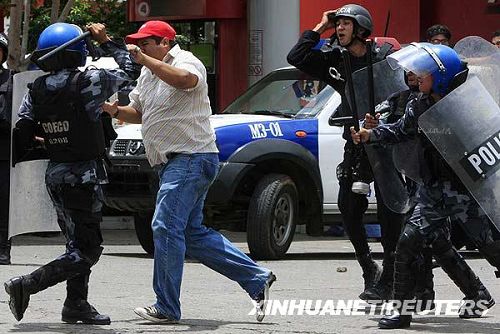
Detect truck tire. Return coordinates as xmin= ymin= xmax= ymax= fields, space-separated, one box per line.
xmin=134 ymin=211 xmax=154 ymax=255
xmin=247 ymin=174 xmax=298 ymax=259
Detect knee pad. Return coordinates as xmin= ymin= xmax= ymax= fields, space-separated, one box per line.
xmin=82 ymin=246 xmax=103 ymax=267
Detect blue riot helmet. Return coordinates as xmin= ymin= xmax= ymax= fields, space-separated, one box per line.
xmin=32 ymin=23 xmax=88 ymax=71
xmin=388 ymin=42 xmax=465 ymax=96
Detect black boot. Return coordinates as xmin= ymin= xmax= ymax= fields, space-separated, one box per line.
xmin=61 ymin=299 xmax=111 ymax=325
xmin=413 ymin=248 xmax=435 ymax=312
xmin=357 ymin=253 xmax=382 ymax=300
xmin=459 ymin=282 xmax=495 ymax=318
xmin=3 ymin=276 xmax=35 ymax=321
xmin=378 ymin=260 xmax=415 ymax=329
xmin=435 ymin=248 xmax=495 ymax=318
xmin=379 ymin=312 xmax=412 ymax=329
xmin=361 ymin=252 xmax=394 ymax=303
xmin=0 ymin=235 xmax=11 ymax=265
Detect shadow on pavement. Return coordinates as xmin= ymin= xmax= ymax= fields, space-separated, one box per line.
xmin=9 ymin=323 xmax=119 ymax=334
xmin=120 ymin=317 xmax=274 ymax=331
xmin=365 ymin=316 xmax=500 ymax=333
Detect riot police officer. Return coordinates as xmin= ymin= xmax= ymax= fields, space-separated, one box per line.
xmin=0 ymin=32 xmax=12 ymax=265
xmin=3 ymin=22 xmax=140 ymax=324
xmin=352 ymin=43 xmax=495 ymax=329
xmin=287 ymin=3 xmax=405 ymax=300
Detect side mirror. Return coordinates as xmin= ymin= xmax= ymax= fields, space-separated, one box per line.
xmin=329 ymin=116 xmax=353 ymax=127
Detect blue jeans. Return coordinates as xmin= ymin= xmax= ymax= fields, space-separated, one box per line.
xmin=151 ymin=153 xmax=271 ymax=320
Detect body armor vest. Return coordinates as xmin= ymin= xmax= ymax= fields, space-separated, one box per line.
xmin=30 ymin=71 xmax=105 ymax=162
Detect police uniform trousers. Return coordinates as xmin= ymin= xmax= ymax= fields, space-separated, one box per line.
xmin=22 ymin=182 xmax=104 ymax=302
xmin=393 ymin=181 xmax=488 ymax=304
xmin=338 ymin=143 xmax=404 ymax=264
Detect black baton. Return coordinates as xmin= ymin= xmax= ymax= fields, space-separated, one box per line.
xmin=366 ymin=40 xmax=376 ymax=116
xmin=37 ymin=31 xmax=91 ymax=62
xmin=341 ymin=48 xmax=360 ymax=131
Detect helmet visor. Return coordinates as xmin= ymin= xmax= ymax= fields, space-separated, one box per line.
xmin=387 ymin=44 xmax=441 ymax=78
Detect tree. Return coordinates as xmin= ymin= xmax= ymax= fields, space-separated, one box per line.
xmin=5 ymin=0 xmax=133 ymax=71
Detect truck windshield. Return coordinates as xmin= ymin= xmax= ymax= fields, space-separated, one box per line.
xmin=223 ymin=70 xmax=335 ymax=119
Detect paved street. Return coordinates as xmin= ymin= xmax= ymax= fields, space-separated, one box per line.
xmin=1 ymin=229 xmax=499 ymax=334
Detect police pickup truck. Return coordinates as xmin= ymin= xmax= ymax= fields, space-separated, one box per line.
xmin=103 ymin=66 xmax=378 ymax=259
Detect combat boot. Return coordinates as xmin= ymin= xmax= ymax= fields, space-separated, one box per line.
xmin=378 ymin=259 xmax=415 ymax=329
xmin=459 ymin=282 xmax=495 ymax=318
xmin=61 ymin=299 xmax=111 ymax=325
xmin=361 ymin=252 xmax=394 ymax=303
xmin=4 ymin=276 xmax=36 ymax=321
xmin=378 ymin=312 xmax=412 ymax=329
xmin=357 ymin=253 xmax=382 ymax=300
xmin=435 ymin=248 xmax=495 ymax=318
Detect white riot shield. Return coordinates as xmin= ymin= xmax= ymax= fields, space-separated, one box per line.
xmin=9 ymin=71 xmax=58 ymax=238
xmin=418 ymin=76 xmax=500 ymax=230
xmin=350 ymin=59 xmax=408 ymax=118
xmin=454 ymin=36 xmax=500 ymax=105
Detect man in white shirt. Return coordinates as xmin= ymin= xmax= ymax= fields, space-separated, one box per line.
xmin=103 ymin=20 xmax=275 ymax=323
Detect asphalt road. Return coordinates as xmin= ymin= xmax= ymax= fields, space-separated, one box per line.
xmin=1 ymin=229 xmax=499 ymax=334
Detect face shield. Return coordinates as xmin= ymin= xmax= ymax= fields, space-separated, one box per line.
xmin=387 ymin=43 xmax=445 ymax=78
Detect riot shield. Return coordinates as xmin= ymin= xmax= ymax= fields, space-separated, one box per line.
xmin=9 ymin=71 xmax=58 ymax=238
xmin=346 ymin=59 xmax=411 ymax=214
xmin=350 ymin=59 xmax=408 ymax=119
xmin=454 ymin=36 xmax=500 ymax=105
xmin=418 ymin=75 xmax=500 ymax=230
xmin=393 ymin=139 xmax=424 ymax=185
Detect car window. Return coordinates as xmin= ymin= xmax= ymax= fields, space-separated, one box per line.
xmin=224 ymin=78 xmax=332 ymax=119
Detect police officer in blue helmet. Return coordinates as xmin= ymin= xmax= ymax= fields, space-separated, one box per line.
xmin=4 ymin=22 xmax=140 ymax=324
xmin=352 ymin=43 xmax=495 ymax=328
xmin=0 ymin=32 xmax=13 ymax=265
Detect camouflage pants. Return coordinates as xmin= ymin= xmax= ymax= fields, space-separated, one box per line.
xmin=24 ymin=182 xmax=104 ymax=301
xmin=393 ymin=181 xmax=483 ymax=301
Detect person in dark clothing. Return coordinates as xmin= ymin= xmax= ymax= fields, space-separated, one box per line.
xmin=3 ymin=22 xmax=140 ymax=324
xmin=352 ymin=43 xmax=495 ymax=329
xmin=426 ymin=24 xmax=452 ymax=46
xmin=287 ymin=3 xmax=405 ymax=300
xmin=0 ymin=32 xmax=13 ymax=265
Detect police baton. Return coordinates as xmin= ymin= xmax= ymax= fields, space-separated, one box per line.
xmin=366 ymin=39 xmax=376 ymax=116
xmin=37 ymin=31 xmax=91 ymax=62
xmin=341 ymin=48 xmax=360 ymax=131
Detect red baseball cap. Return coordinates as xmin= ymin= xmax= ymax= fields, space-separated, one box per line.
xmin=125 ymin=21 xmax=176 ymax=44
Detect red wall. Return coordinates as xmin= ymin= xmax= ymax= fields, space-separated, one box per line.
xmin=420 ymin=0 xmax=499 ymax=43
xmin=299 ymin=0 xmax=499 ymax=44
xmin=217 ymin=19 xmax=248 ymax=111
xmin=126 ymin=0 xmax=247 ymax=112
xmin=299 ymin=0 xmax=420 ymax=43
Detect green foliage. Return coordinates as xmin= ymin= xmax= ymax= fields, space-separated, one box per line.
xmin=29 ymin=0 xmax=136 ymax=52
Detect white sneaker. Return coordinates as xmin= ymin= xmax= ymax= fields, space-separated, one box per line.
xmin=134 ymin=305 xmax=178 ymax=324
xmin=254 ymin=273 xmax=276 ymax=322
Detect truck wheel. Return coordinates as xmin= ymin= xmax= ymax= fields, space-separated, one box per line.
xmin=247 ymin=174 xmax=298 ymax=260
xmin=134 ymin=211 xmax=154 ymax=255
